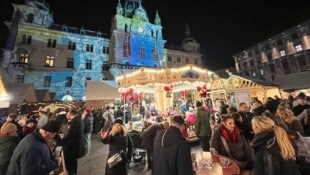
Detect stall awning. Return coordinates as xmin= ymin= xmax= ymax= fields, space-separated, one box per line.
xmin=6 ymin=83 xmax=38 ymax=104
xmin=274 ymin=71 xmax=310 ymax=90
xmin=86 ymin=81 xmax=119 ymax=100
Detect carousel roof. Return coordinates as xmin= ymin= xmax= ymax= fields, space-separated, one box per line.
xmin=116 ymin=65 xmax=211 ymax=92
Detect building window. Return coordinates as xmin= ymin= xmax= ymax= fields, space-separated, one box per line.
xmin=45 ymin=56 xmax=54 ymax=67
xmin=280 ymin=50 xmax=286 ymax=57
xmin=85 ymin=77 xmax=91 ymax=87
xmin=43 ymin=76 xmax=51 ymax=87
xmin=86 ymin=59 xmax=92 ymax=70
xmin=15 ymin=74 xmax=24 ymax=83
xmin=297 ymin=55 xmax=306 ymax=67
xmin=152 ymin=47 xmax=158 ymax=60
xmin=291 ymin=33 xmax=299 ymax=40
xmin=138 ymin=46 xmax=145 ymax=59
xmin=68 ymin=41 xmax=76 ymax=50
xmin=249 ymin=60 xmax=254 ymax=66
xmin=242 ymin=62 xmax=248 ymax=69
xmin=86 ymin=44 xmax=94 ymax=52
xmin=277 ymin=39 xmax=283 ymax=45
xmin=194 ymin=59 xmax=198 ymax=64
xmin=52 ymin=39 xmax=57 ymax=48
xmin=269 ymin=64 xmax=275 ymax=73
xmin=167 ymin=55 xmax=172 ymax=62
xmin=282 ymin=60 xmax=290 ymax=74
xmin=67 ymin=57 xmax=74 ymax=68
xmin=295 ymin=44 xmax=303 ymax=52
xmin=185 ymin=58 xmax=189 ymax=63
xmin=65 ymin=77 xmax=72 ymax=87
xmin=123 ymin=34 xmax=131 ymax=58
xmin=176 ymin=57 xmax=180 ymax=62
xmin=21 ymin=35 xmax=27 ymax=44
xmin=103 ymin=45 xmax=109 ymax=54
xmin=20 ymin=53 xmax=29 ymax=63
xmin=47 ymin=39 xmax=52 ymax=47
xmin=26 ymin=13 xmax=34 ymax=23
xmin=26 ymin=35 xmax=32 ymax=44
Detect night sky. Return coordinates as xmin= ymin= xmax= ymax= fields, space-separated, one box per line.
xmin=2 ymin=0 xmax=310 ymax=70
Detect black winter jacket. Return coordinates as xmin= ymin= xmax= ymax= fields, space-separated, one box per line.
xmin=251 ymin=131 xmax=301 ymax=175
xmin=153 ymin=126 xmax=193 ymax=175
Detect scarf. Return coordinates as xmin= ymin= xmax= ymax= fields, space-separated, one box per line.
xmin=220 ymin=125 xmax=240 ymax=143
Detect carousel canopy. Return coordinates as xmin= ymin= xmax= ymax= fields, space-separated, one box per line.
xmin=116 ymin=64 xmax=212 ymax=93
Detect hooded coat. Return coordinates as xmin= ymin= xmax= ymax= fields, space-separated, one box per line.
xmin=152 ymin=126 xmax=193 ymax=175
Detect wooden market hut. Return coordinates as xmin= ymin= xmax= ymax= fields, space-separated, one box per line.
xmin=210 ymin=73 xmax=281 ymax=110
xmin=85 ymin=80 xmax=120 ymax=109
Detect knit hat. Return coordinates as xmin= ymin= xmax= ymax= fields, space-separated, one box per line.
xmin=297 ymin=92 xmax=306 ymax=99
xmin=42 ymin=120 xmax=59 ymax=133
xmin=0 ymin=122 xmax=17 ymax=136
xmin=114 ymin=119 xmax=123 ymax=125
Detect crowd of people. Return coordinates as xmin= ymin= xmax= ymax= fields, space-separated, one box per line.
xmin=0 ymin=91 xmax=309 ymax=175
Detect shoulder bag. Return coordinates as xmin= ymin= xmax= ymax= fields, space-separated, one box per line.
xmin=108 ymin=152 xmax=122 ymax=168
xmin=220 ymin=136 xmax=247 ymax=170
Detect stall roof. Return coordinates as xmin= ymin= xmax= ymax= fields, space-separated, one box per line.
xmin=35 ymin=89 xmax=51 ymax=102
xmin=211 ymin=73 xmax=278 ymax=91
xmin=6 ymin=83 xmax=38 ymax=104
xmin=274 ymin=71 xmax=310 ymax=90
xmin=86 ymin=81 xmax=119 ymax=100
xmin=230 ymin=74 xmax=276 ymax=87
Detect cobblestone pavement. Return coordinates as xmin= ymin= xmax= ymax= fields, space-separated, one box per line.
xmin=77 ymin=134 xmax=200 ymax=175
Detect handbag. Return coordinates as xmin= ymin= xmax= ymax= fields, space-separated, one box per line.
xmin=294 ymin=132 xmax=310 ymax=162
xmin=220 ymin=136 xmax=248 ymax=170
xmin=107 ymin=153 xmax=122 ymax=168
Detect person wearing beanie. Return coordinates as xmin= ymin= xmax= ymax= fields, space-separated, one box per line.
xmin=0 ymin=122 xmax=19 ymax=174
xmin=6 ymin=120 xmax=60 ymax=175
xmin=100 ymin=118 xmax=131 ymax=175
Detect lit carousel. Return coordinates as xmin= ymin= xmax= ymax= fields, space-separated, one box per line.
xmin=116 ymin=64 xmax=211 ymax=113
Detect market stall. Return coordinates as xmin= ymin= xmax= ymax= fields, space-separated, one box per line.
xmin=210 ymin=73 xmax=281 ymax=110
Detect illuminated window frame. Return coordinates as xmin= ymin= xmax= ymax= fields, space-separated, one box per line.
xmin=20 ymin=53 xmax=29 ymax=63
xmin=45 ymin=56 xmax=54 ymax=67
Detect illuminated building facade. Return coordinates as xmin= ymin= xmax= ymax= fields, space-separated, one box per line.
xmin=233 ymin=19 xmax=310 ymax=90
xmin=2 ymin=0 xmax=203 ymax=101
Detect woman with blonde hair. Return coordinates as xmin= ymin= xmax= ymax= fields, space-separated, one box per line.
xmin=276 ymin=105 xmax=303 ymax=136
xmin=251 ymin=116 xmax=301 ymax=175
xmin=101 ymin=119 xmax=131 ymax=175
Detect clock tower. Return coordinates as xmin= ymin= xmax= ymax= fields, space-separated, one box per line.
xmin=109 ymin=0 xmax=166 ymax=74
